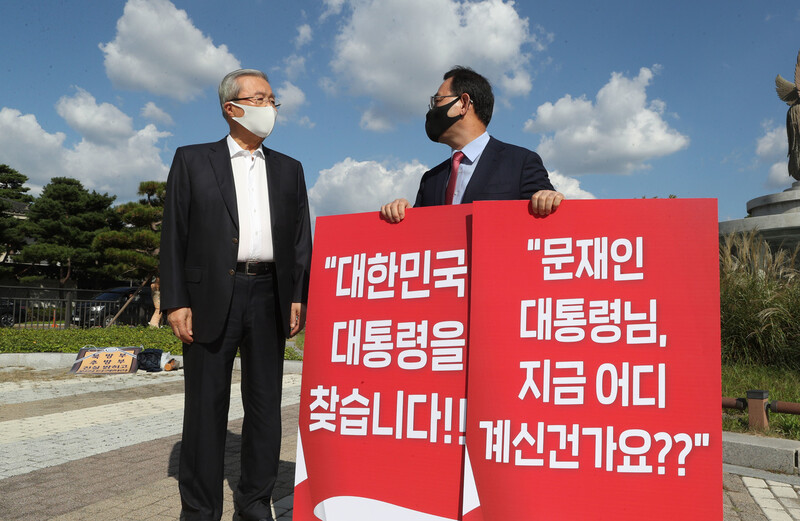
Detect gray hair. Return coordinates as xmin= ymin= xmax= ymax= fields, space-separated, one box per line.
xmin=218 ymin=69 xmax=269 ymax=117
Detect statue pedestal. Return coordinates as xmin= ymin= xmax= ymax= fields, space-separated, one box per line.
xmin=719 ymin=182 xmax=800 ymax=251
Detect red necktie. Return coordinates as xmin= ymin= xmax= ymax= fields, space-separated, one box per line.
xmin=444 ymin=151 xmax=465 ymax=205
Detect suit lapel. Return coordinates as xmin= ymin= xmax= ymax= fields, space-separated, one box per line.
xmin=462 ymin=137 xmax=501 ymax=204
xmin=432 ymin=160 xmax=450 ymax=206
xmin=209 ymin=138 xmax=239 ymax=230
xmin=264 ymin=146 xmax=284 ymax=233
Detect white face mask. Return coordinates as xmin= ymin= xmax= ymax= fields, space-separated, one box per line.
xmin=230 ymin=102 xmax=276 ymax=138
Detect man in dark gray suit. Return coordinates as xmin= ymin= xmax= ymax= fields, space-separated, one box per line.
xmin=160 ymin=69 xmax=312 ymax=521
xmin=381 ymin=66 xmax=564 ymax=221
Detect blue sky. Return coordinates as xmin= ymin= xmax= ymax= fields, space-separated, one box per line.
xmin=1 ymin=0 xmax=799 ymax=223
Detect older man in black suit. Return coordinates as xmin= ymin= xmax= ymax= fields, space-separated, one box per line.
xmin=160 ymin=69 xmax=312 ymax=521
xmin=381 ymin=66 xmax=564 ymax=221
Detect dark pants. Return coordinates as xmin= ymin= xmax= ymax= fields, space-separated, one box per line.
xmin=179 ymin=271 xmax=285 ymax=521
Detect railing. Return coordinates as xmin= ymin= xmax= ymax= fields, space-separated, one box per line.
xmin=0 ymin=284 xmax=98 ymax=301
xmin=0 ymin=296 xmax=154 ymax=329
xmin=0 ymin=297 xmax=30 ymax=328
xmin=722 ymin=390 xmax=800 ymax=431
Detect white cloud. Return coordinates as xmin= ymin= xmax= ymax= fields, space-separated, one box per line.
xmin=306 ymin=156 xmax=584 ymax=222
xmin=320 ymin=0 xmax=346 ymax=20
xmin=548 ymin=170 xmax=595 ymax=200
xmin=141 ymin=101 xmax=174 ymax=125
xmin=0 ymin=108 xmax=67 ymax=194
xmin=499 ymin=69 xmax=534 ymax=98
xmin=756 ymin=124 xmax=786 ymax=158
xmin=284 ymin=54 xmax=306 ymax=80
xmin=756 ymin=123 xmax=790 ymax=188
xmin=99 ymin=0 xmax=240 ymax=100
xmin=319 ymin=77 xmax=337 ymax=96
xmin=276 ymin=81 xmax=306 ymax=113
xmin=0 ymin=93 xmax=170 ymax=201
xmin=56 ymin=88 xmax=134 ymax=146
xmin=297 ymin=116 xmax=316 ymax=129
xmin=524 ymin=66 xmax=689 ymax=175
xmin=329 ymin=0 xmax=544 ymax=129
xmin=63 ymin=124 xmax=171 ymax=197
xmin=360 ymin=108 xmax=392 ymax=132
xmin=308 ymin=158 xmax=427 ymax=220
xmin=767 ymin=161 xmax=790 ymax=188
xmin=295 ymin=24 xmax=313 ymax=48
xmin=275 ymin=81 xmax=313 ymax=127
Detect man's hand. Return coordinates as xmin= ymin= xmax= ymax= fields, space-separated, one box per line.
xmin=167 ymin=307 xmax=194 ymax=344
xmin=380 ymin=198 xmax=412 ymax=223
xmin=290 ymin=302 xmax=306 ymax=337
xmin=530 ymin=190 xmax=565 ymax=216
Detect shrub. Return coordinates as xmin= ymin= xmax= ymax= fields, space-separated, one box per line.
xmin=720 ymin=231 xmax=800 ymax=368
xmin=0 ymin=326 xmax=304 ymax=361
xmin=0 ymin=326 xmax=183 ymax=354
xmin=722 ymin=364 xmax=800 ymax=439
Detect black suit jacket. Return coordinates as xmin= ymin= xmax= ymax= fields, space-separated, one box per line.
xmin=159 ymin=137 xmax=312 ymax=342
xmin=414 ymin=136 xmax=554 ymax=206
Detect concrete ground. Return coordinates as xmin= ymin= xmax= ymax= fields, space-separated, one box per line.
xmin=1 ymin=353 xmax=799 ymax=520
xmin=0 ymin=357 xmax=299 ymax=520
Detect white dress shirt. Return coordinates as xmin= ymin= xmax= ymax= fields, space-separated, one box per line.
xmin=449 ymin=131 xmax=491 ymax=205
xmin=227 ymin=135 xmax=274 ymax=262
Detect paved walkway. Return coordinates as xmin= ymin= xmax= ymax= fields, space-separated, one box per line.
xmin=0 ymin=362 xmax=799 ymax=520
xmin=0 ymin=366 xmax=299 ymax=520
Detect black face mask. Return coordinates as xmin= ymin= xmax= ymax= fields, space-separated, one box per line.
xmin=425 ymin=97 xmax=462 ymax=142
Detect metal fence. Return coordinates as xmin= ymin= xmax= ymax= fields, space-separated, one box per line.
xmin=0 ymin=296 xmax=126 ymax=329
xmin=723 ymin=391 xmax=800 ymax=431
xmin=0 ymin=285 xmax=156 ymax=329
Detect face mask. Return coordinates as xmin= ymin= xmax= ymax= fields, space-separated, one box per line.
xmin=425 ymin=97 xmax=462 ymax=142
xmin=230 ymin=102 xmax=276 ymax=138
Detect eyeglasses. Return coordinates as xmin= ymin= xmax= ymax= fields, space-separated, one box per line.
xmin=429 ymin=94 xmax=460 ymax=110
xmin=229 ymin=96 xmax=281 ymax=109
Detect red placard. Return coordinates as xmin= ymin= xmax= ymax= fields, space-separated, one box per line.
xmin=295 ymin=205 xmax=472 ymax=521
xmin=464 ymin=199 xmax=721 ymax=520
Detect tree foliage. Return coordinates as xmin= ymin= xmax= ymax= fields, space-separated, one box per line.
xmin=0 ymin=164 xmax=34 ymax=203
xmin=720 ymin=231 xmax=800 ymax=368
xmin=0 ymin=202 xmax=25 ymax=262
xmin=0 ymin=165 xmax=33 ymax=265
xmin=20 ymin=177 xmax=117 ymax=285
xmin=93 ymin=181 xmax=165 ymax=281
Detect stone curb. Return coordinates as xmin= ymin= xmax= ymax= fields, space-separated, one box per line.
xmin=0 ymin=352 xmax=303 ymax=374
xmin=724 ymin=431 xmax=800 ymax=475
xmin=3 ymin=356 xmax=798 ymax=473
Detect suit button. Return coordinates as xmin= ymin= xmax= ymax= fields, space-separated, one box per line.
xmin=232 ymin=238 xmax=238 ymax=244
xmin=228 ymin=269 xmax=235 ymax=276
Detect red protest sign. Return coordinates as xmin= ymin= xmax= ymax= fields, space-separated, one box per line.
xmin=295 ymin=205 xmax=472 ymax=521
xmin=464 ymin=199 xmax=721 ymax=520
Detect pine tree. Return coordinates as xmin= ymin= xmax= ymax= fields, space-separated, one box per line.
xmin=0 ymin=165 xmax=34 ymax=263
xmin=93 ymin=181 xmax=166 ymax=326
xmin=20 ymin=177 xmax=117 ymax=285
xmin=94 ymin=180 xmax=164 ymax=279
xmin=0 ymin=164 xmax=34 ymax=203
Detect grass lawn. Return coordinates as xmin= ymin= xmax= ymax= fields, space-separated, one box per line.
xmin=722 ymin=363 xmax=800 ymax=440
xmin=0 ymin=326 xmax=305 ymax=361
xmin=3 ymin=327 xmax=799 ymax=440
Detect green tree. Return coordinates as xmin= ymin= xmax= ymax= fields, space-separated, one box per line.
xmin=0 ymin=164 xmax=34 ymax=203
xmin=93 ymin=181 xmax=165 ymax=280
xmin=93 ymin=181 xmax=166 ymax=326
xmin=20 ymin=177 xmax=117 ymax=285
xmin=0 ymin=165 xmax=33 ymax=265
xmin=0 ymin=199 xmax=27 ymax=264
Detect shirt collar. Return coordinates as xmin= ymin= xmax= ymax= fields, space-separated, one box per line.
xmin=454 ymin=131 xmax=490 ymax=163
xmin=226 ymin=134 xmax=264 ymax=159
